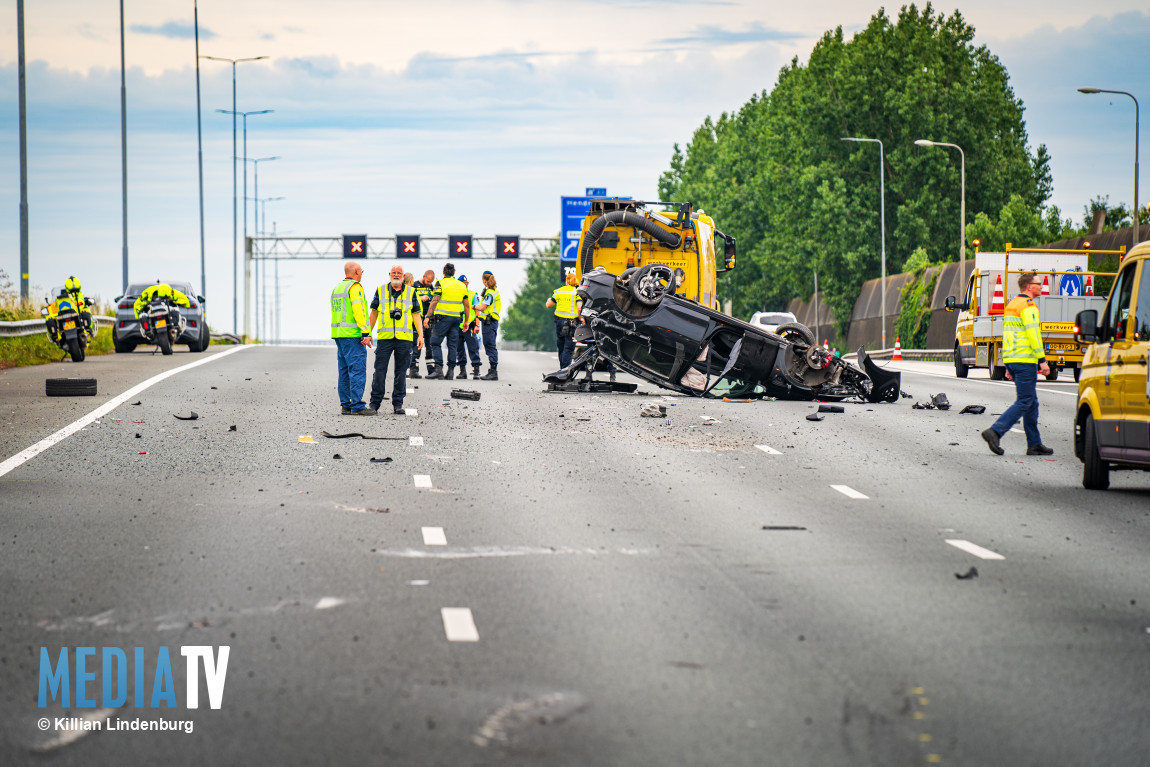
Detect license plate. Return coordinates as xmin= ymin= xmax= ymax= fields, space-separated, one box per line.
xmin=1047 ymin=342 xmax=1076 ymax=351
xmin=155 ymin=319 xmax=167 ymax=328
xmin=63 ymin=321 xmax=75 ymax=330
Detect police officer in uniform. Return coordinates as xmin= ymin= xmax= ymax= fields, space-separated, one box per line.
xmin=410 ymin=269 xmax=437 ymax=379
xmin=546 ymin=272 xmax=582 ymax=368
xmin=423 ymin=262 xmax=468 ymax=380
xmin=477 ymin=271 xmax=501 ymax=380
xmin=330 ymin=261 xmax=374 ymax=415
xmin=453 ymin=275 xmax=483 ymax=379
xmin=368 ymin=264 xmax=424 ymax=415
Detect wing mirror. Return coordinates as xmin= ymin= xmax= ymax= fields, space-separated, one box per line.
xmin=197 ymin=296 xmax=206 ymax=303
xmin=1075 ymin=309 xmax=1098 ymax=344
xmin=944 ymin=295 xmax=970 ymax=311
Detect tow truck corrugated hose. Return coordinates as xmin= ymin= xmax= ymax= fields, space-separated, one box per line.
xmin=579 ymin=211 xmax=683 ymax=273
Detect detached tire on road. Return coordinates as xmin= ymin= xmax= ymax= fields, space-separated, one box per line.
xmin=46 ymin=377 xmax=97 ymax=397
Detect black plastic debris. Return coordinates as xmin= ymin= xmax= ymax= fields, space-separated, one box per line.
xmin=900 ymin=391 xmax=913 ymax=399
xmin=949 ymin=442 xmax=960 ymax=446
xmin=955 ymin=566 xmax=979 ymax=580
xmin=321 ymin=430 xmax=407 ymax=441
xmin=211 ymin=386 xmax=218 ymax=390
xmin=228 ymin=425 xmax=237 ymax=431
xmin=931 ymin=393 xmax=951 ymax=410
xmin=912 ymin=401 xmax=934 ymax=410
xmin=333 ymin=454 xmax=343 ymax=460
xmin=135 ymin=433 xmax=141 ymax=438
xmin=805 ymin=413 xmax=824 ymax=422
xmin=173 ymin=412 xmax=199 ymax=421
xmin=762 ymin=525 xmax=808 ymax=531
xmin=959 ymin=405 xmax=986 ymax=415
xmin=245 ymin=378 xmax=252 ymax=381
xmin=451 ymin=389 xmax=481 ymax=401
xmin=369 ymin=457 xmax=393 ymax=464
xmin=817 ymin=404 xmax=845 ymax=413
xmin=131 ymin=401 xmax=142 ymax=406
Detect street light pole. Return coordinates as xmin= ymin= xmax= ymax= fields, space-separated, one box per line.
xmin=194 ymin=0 xmax=206 ymax=299
xmin=202 ymin=55 xmax=267 ymax=334
xmin=915 ymin=139 xmax=966 ymax=279
xmin=1079 ymin=87 xmax=1140 ymax=247
xmin=119 ymin=0 xmax=129 ymax=294
xmin=842 ymin=136 xmax=887 ymax=347
xmin=17 ymin=0 xmax=29 ymax=300
xmin=257 ymin=196 xmax=285 ymax=339
xmin=245 ymin=156 xmax=278 ymax=340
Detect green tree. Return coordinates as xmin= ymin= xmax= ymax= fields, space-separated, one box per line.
xmin=502 ymin=245 xmax=563 ymax=350
xmin=965 ymin=194 xmax=1075 ymax=252
xmin=659 ymin=3 xmax=1051 ymax=334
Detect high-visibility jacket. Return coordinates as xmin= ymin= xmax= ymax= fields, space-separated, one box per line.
xmin=134 ymin=284 xmax=191 ymax=318
xmin=460 ymin=289 xmax=479 ymax=329
xmin=331 ymin=278 xmax=369 ymax=338
xmin=374 ymin=284 xmax=419 ymax=341
xmin=414 ymin=280 xmax=436 ymax=312
xmin=551 ymin=285 xmax=581 ymax=319
xmin=479 ymin=287 xmax=501 ymax=321
xmin=1002 ymin=295 xmax=1046 ymax=364
xmin=433 ymin=277 xmax=467 ymax=317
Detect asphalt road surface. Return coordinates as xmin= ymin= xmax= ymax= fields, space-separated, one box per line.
xmin=2 ymin=346 xmax=1149 ymax=766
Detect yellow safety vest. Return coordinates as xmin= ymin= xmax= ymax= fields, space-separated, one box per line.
xmin=1002 ymin=295 xmax=1045 ymax=363
xmin=433 ymin=277 xmax=467 ymax=317
xmin=551 ymin=285 xmax=580 ymax=319
xmin=331 ymin=278 xmax=368 ymax=338
xmin=479 ymin=287 xmax=501 ymax=321
xmin=375 ymin=284 xmax=418 ymax=341
xmin=134 ymin=284 xmax=191 ymax=318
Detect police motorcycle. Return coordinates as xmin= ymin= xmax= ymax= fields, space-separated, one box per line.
xmin=42 ymin=290 xmax=92 ymax=362
xmin=139 ymin=295 xmax=186 ymax=355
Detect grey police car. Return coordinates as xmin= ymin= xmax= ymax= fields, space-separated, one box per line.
xmin=112 ymin=280 xmax=210 ymax=353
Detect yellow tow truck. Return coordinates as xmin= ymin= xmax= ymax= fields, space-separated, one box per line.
xmin=944 ymin=244 xmax=1122 ymax=382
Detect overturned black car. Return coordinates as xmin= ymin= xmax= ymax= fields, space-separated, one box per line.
xmin=543 ymin=266 xmax=901 ymax=403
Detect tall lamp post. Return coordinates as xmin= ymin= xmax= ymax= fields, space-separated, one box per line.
xmin=1078 ymin=87 xmax=1140 ymax=248
xmin=245 ymin=156 xmax=278 ymax=340
xmin=17 ymin=0 xmax=28 ymax=300
xmin=841 ymin=136 xmax=887 ymax=348
xmin=119 ymin=0 xmax=129 ymax=294
xmin=217 ymin=108 xmax=273 ymax=340
xmin=201 ymin=54 xmax=267 ymax=334
xmin=915 ymin=139 xmax=967 ymax=280
xmin=255 ymin=195 xmax=285 ymax=341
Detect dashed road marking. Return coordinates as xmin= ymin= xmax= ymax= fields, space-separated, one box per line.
xmin=830 ymin=484 xmax=869 ymax=499
xmin=1010 ymin=428 xmax=1024 ymax=435
xmin=755 ymin=444 xmax=782 ymax=455
xmin=314 ymin=597 xmax=345 ymax=610
xmin=422 ymin=527 xmax=447 ymax=546
xmin=405 ymin=408 xmax=418 ymax=416
xmin=946 ymin=539 xmax=1005 ymax=560
xmin=414 ymin=474 xmax=433 ymax=488
xmin=441 ymin=607 xmax=479 ymax=642
xmin=409 ymin=436 xmax=424 ymax=446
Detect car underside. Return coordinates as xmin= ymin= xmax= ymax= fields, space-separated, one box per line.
xmin=543 ymin=267 xmax=901 ymax=403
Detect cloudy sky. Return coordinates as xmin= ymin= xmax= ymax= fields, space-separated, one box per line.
xmin=2 ymin=1 xmax=1148 ymax=339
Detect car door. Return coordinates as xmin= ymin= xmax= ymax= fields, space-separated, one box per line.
xmin=957 ymin=273 xmax=977 ymax=361
xmin=1093 ymin=261 xmax=1138 ymax=455
xmin=1120 ymin=260 xmax=1150 ymax=459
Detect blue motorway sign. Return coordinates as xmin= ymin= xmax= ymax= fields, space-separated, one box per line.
xmin=560 ymin=195 xmax=596 ymax=278
xmin=585 ymin=187 xmax=606 ymax=197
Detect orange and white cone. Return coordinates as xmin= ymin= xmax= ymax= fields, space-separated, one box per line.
xmin=823 ymin=339 xmax=829 ymax=351
xmin=989 ymin=274 xmax=1005 ymax=315
xmin=1085 ymin=275 xmax=1094 ymax=296
xmin=892 ymin=336 xmax=903 ymax=361
xmin=1041 ymin=275 xmax=1050 ymax=295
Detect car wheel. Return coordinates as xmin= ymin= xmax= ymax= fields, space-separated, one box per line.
xmin=774 ymin=321 xmax=816 ymax=346
xmin=990 ymin=366 xmax=1006 ymax=380
xmin=1045 ymin=366 xmax=1059 ymax=382
xmin=46 ymin=377 xmax=97 ymax=397
xmin=1081 ymin=412 xmax=1110 ymax=490
xmin=954 ymin=345 xmax=969 ymax=378
xmin=627 ymin=264 xmax=678 ymax=306
xmin=1073 ymin=366 xmax=1081 ymax=382
xmin=113 ymin=332 xmax=136 ymax=353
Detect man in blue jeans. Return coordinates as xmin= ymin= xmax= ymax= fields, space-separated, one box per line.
xmin=330 ymin=260 xmax=375 ymax=415
xmin=982 ymin=271 xmax=1053 ymax=455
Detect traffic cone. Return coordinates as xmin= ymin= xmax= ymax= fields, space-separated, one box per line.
xmin=1085 ymin=275 xmax=1094 ymax=296
xmin=1041 ymin=275 xmax=1050 ymax=295
xmin=892 ymin=336 xmax=903 ymax=361
xmin=823 ymin=339 xmax=829 ymax=351
xmin=989 ymin=274 xmax=1005 ymax=315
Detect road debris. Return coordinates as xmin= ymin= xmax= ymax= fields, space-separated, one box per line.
xmin=173 ymin=412 xmax=200 ymax=421
xmin=805 ymin=413 xmax=824 ymax=422
xmin=931 ymin=393 xmax=951 ymax=410
xmin=131 ymin=401 xmax=142 ymax=405
xmin=959 ymin=405 xmax=986 ymax=415
xmin=321 ymin=431 xmax=408 ymax=441
xmin=211 ymin=386 xmax=218 ymax=389
xmin=451 ymin=389 xmax=481 ymax=401
xmin=298 ymin=436 xmax=316 ymax=444
xmin=370 ymin=457 xmax=393 ymax=463
xmin=762 ymin=525 xmax=807 ymax=531
xmin=640 ymin=403 xmax=667 ymax=418
xmin=229 ymin=425 xmax=237 ymax=431
xmin=722 ymin=397 xmax=753 ymax=403
xmin=135 ymin=433 xmax=141 ymax=438
xmin=334 ymin=503 xmax=389 ymax=514
xmin=955 ymin=566 xmax=979 ymax=580
xmin=137 ymin=451 xmax=148 ymax=455
xmin=817 ymin=404 xmax=845 ymax=413
xmin=333 ymin=454 xmax=343 ymax=460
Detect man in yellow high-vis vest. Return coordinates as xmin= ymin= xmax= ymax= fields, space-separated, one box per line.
xmin=546 ymin=272 xmax=582 ymax=368
xmin=331 ymin=260 xmax=374 ymax=415
xmin=423 ymin=262 xmax=468 ymax=380
xmin=367 ymin=263 xmax=424 ymax=415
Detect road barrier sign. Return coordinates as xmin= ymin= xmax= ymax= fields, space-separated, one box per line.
xmin=396 ymin=235 xmax=420 ymax=259
xmin=496 ymin=235 xmax=519 ymax=259
xmin=343 ymin=235 xmax=367 ymax=258
xmin=449 ymin=235 xmax=473 ymax=258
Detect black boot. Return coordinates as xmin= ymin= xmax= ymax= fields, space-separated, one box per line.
xmin=426 ymin=362 xmax=436 ymax=376
xmin=481 ymin=365 xmax=498 ymax=381
xmin=408 ymin=365 xmax=421 ymax=379
xmin=472 ymin=365 xmax=481 ymax=379
xmin=444 ymin=366 xmax=455 ymax=381
xmin=457 ymin=365 xmax=468 ymax=380
xmin=427 ymin=365 xmax=444 ymax=380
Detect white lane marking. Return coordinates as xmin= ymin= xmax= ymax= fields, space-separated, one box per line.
xmin=1010 ymin=428 xmax=1025 ymax=434
xmin=314 ymin=597 xmax=345 ymax=610
xmin=31 ymin=707 xmax=117 ymax=753
xmin=405 ymin=408 xmax=418 ymax=416
xmin=0 ymin=346 xmax=248 ymax=479
xmin=830 ymin=484 xmax=869 ymax=499
xmin=422 ymin=527 xmax=447 ymax=546
xmin=893 ymin=366 xmax=1076 ymax=396
xmin=409 ymin=436 xmax=424 ymax=446
xmin=413 ymin=474 xmax=433 ymax=488
xmin=408 ymin=579 xmax=430 ymax=586
xmin=755 ymin=444 xmax=782 ymax=455
xmin=946 ymin=539 xmax=1005 ymax=560
xmin=375 ymin=545 xmax=655 ymax=559
xmin=441 ymin=607 xmax=479 ymax=642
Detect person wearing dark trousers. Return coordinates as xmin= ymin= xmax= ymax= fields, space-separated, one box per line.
xmin=982 ymin=271 xmax=1054 ymax=456
xmin=368 ymin=264 xmax=424 ymax=415
xmin=546 ymin=272 xmax=582 ymax=368
xmin=478 ymin=271 xmax=501 ymax=380
xmin=330 ymin=260 xmax=374 ymax=415
xmin=410 ymin=269 xmax=437 ymax=379
xmin=424 ymin=262 xmax=468 ymax=379
xmin=454 ymin=275 xmax=483 ymax=379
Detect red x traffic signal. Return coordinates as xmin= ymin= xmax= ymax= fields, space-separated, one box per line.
xmin=343 ymin=235 xmax=367 ymax=258
xmin=496 ymin=235 xmax=519 ymax=259
xmin=396 ymin=235 xmax=420 ymax=259
xmin=449 ymin=235 xmax=473 ymax=258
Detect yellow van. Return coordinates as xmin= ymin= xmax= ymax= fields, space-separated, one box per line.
xmin=1073 ymin=241 xmax=1150 ymax=489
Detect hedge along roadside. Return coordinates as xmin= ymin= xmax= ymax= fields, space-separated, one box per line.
xmin=0 ymin=328 xmax=115 ymax=369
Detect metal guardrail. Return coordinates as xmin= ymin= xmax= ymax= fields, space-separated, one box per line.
xmin=844 ymin=348 xmax=954 ymax=362
xmin=0 ymin=316 xmax=115 ymax=338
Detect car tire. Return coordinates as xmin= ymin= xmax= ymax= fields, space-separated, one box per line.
xmin=1081 ymin=412 xmax=1110 ymax=490
xmin=774 ymin=321 xmax=816 ymax=346
xmin=954 ymin=345 xmax=969 ymax=378
xmin=1073 ymin=366 xmax=1081 ymax=382
xmin=990 ymin=365 xmax=1006 ymax=381
xmin=627 ymin=264 xmax=678 ymax=306
xmin=1045 ymin=366 xmax=1059 ymax=382
xmin=113 ymin=331 xmax=136 ymax=353
xmin=46 ymin=377 xmax=97 ymax=397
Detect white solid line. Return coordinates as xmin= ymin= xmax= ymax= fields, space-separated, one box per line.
xmin=0 ymin=346 xmax=248 ymax=479
xmin=409 ymin=436 xmax=424 ymax=446
xmin=314 ymin=597 xmax=345 ymax=610
xmin=422 ymin=526 xmax=447 ymax=546
xmin=830 ymin=484 xmax=869 ymax=499
xmin=755 ymin=444 xmax=782 ymax=455
xmin=1010 ymin=428 xmax=1025 ymax=434
xmin=946 ymin=539 xmax=1005 ymax=560
xmin=414 ymin=474 xmax=433 ymax=488
xmin=441 ymin=607 xmax=480 ymax=642
xmin=894 ymin=365 xmax=1076 ymax=396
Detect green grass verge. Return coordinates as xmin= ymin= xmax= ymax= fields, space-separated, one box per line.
xmin=0 ymin=329 xmax=115 ymax=369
